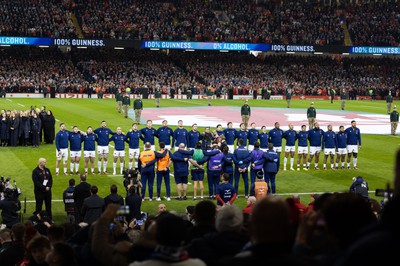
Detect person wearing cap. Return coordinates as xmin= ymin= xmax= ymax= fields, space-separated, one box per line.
xmin=115 ymin=88 xmax=123 ymax=113
xmin=121 ymin=90 xmax=130 ymax=118
xmin=241 ymin=99 xmax=251 ymax=130
xmin=390 ymin=105 xmax=399 ymax=135
xmin=154 ymin=87 xmax=162 ymax=108
xmin=307 ymin=102 xmax=316 ymax=130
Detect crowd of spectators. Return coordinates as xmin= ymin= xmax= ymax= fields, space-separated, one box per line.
xmin=1 ymin=47 xmax=400 ymax=98
xmin=346 ymin=1 xmax=400 ymax=46
xmin=0 ymin=47 xmax=86 ymax=94
xmin=0 ymin=0 xmax=77 ymax=38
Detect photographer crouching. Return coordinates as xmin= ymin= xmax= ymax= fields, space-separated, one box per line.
xmin=0 ymin=177 xmax=22 ymax=229
xmin=123 ymin=168 xmax=142 ymax=196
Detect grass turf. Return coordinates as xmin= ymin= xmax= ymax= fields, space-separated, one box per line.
xmin=0 ymin=97 xmax=397 ymax=223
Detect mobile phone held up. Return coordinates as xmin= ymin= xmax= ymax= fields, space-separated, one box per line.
xmin=116 ymin=205 xmax=130 ymax=216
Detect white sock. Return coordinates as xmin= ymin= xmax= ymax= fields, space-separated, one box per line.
xmin=85 ymin=167 xmax=88 ymax=173
xmin=98 ymin=161 xmax=102 ymax=171
xmin=91 ymin=167 xmax=94 ymax=173
xmin=307 ymin=162 xmax=310 ymax=167
xmin=303 ymin=164 xmax=306 ymax=168
xmin=64 ymin=167 xmax=67 ymax=174
xmin=347 ymin=162 xmax=350 ymax=167
xmin=335 ymin=163 xmax=338 ymax=168
xmin=315 ymin=163 xmax=318 ymax=168
xmin=284 ymin=157 xmax=287 ymax=168
xmin=70 ymin=163 xmax=74 ymax=172
xmin=134 ymin=161 xmax=138 ymax=168
xmin=120 ymin=163 xmax=124 ymax=173
xmin=353 ymin=158 xmax=357 ymax=167
xmin=342 ymin=162 xmax=345 ymax=167
xmin=113 ymin=162 xmax=116 ymax=172
xmin=75 ymin=163 xmax=79 ymax=172
xmin=297 ymin=164 xmax=300 ymax=168
xmin=290 ymin=158 xmax=294 ymax=168
xmin=56 ymin=168 xmax=59 ymax=174
xmin=331 ymin=164 xmax=334 ymax=169
xmin=103 ymin=161 xmax=107 ymax=172
xmin=129 ymin=162 xmax=132 ymax=169
xmin=323 ymin=163 xmax=326 ymax=168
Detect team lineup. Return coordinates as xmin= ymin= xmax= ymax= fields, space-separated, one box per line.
xmin=54 ymin=102 xmax=362 ymax=201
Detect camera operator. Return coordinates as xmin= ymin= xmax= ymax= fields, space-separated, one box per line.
xmin=349 ymin=176 xmax=369 ymax=202
xmin=123 ymin=168 xmax=141 ymax=197
xmin=27 ymin=210 xmax=54 ymax=235
xmin=0 ymin=188 xmax=21 ymax=228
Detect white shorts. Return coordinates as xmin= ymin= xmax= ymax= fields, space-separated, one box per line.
xmin=56 ymin=148 xmax=68 ymax=160
xmin=97 ymin=146 xmax=109 ymax=155
xmin=248 ymin=145 xmax=254 ymax=152
xmin=285 ymin=146 xmax=295 ymax=152
xmin=165 ymin=145 xmax=171 ymax=150
xmin=337 ymin=148 xmax=347 ymax=155
xmin=151 ymin=145 xmax=155 ymax=151
xmin=114 ymin=150 xmax=125 ymax=157
xmin=347 ymin=145 xmax=358 ymax=153
xmin=129 ymin=148 xmax=140 ymax=159
xmin=187 ymin=148 xmax=194 ymax=151
xmin=273 ymin=146 xmax=282 ymax=153
xmin=260 ymin=148 xmax=268 ymax=152
xmin=298 ymin=146 xmax=308 ymax=154
xmin=84 ymin=151 xmax=96 ymax=158
xmin=309 ymin=146 xmax=321 ymax=155
xmin=70 ymin=150 xmax=82 ymax=158
xmin=227 ymin=145 xmax=234 ymax=154
xmin=324 ymin=148 xmax=335 ymax=155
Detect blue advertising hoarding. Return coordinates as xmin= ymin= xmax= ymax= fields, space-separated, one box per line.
xmin=141 ymin=40 xmax=271 ymax=51
xmin=0 ymin=36 xmax=52 ymax=46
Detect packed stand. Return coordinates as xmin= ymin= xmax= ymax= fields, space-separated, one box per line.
xmin=346 ymin=1 xmax=400 ymax=46
xmin=74 ymin=48 xmax=200 ymax=94
xmin=0 ymin=0 xmax=77 ymax=38
xmin=0 ymin=47 xmax=86 ymax=94
xmin=72 ymin=0 xmax=344 ymax=45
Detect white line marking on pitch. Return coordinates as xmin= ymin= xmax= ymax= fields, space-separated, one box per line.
xmin=17 ymin=103 xmax=25 ymax=107
xmin=6 ymin=99 xmax=12 ymax=102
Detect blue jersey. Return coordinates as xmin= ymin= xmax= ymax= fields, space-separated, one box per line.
xmin=345 ymin=127 xmax=361 ymax=145
xmin=336 ymin=131 xmax=347 ymax=149
xmin=258 ymin=132 xmax=269 ymax=149
xmin=323 ymin=130 xmax=337 ymax=149
xmin=297 ymin=131 xmax=309 ymax=147
xmin=248 ymin=129 xmax=259 ymax=146
xmin=140 ymin=127 xmax=157 ymax=145
xmin=173 ymin=128 xmax=188 ymax=147
xmin=223 ymin=153 xmax=234 ymax=174
xmin=208 ymin=151 xmax=225 ymax=171
xmin=268 ymin=128 xmax=284 ymax=147
xmin=223 ymin=128 xmax=237 ymax=145
xmin=125 ymin=130 xmax=142 ymax=149
xmin=215 ymin=130 xmax=224 ymax=136
xmin=216 ymin=182 xmax=236 ymax=206
xmin=156 ymin=126 xmax=173 ymax=145
xmin=69 ymin=132 xmax=83 ymax=152
xmin=308 ymin=128 xmax=324 ymax=147
xmin=56 ymin=130 xmax=70 ymax=151
xmin=83 ymin=133 xmax=97 ymax=151
xmin=109 ymin=133 xmax=126 ymax=151
xmin=94 ymin=127 xmax=114 ymax=146
xmin=187 ymin=130 xmax=201 ymax=149
xmin=283 ymin=129 xmax=297 ymax=146
xmin=236 ymin=130 xmax=249 ymax=146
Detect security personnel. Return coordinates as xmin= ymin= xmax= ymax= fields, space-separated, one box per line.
xmin=32 ymin=158 xmax=53 ymax=218
xmin=240 ymin=100 xmax=251 ymax=129
xmin=341 ymin=88 xmax=347 ymax=110
xmin=286 ymin=89 xmax=292 ymax=108
xmin=133 ymin=94 xmax=143 ymax=124
xmin=390 ymin=106 xmax=399 ymax=136
xmin=122 ymin=91 xmax=131 ymax=118
xmin=206 ymin=86 xmax=214 ymax=106
xmin=115 ymin=88 xmax=123 ymax=113
xmin=249 ymin=171 xmax=268 ymax=200
xmin=156 ymin=142 xmax=172 ymax=201
xmin=307 ymin=102 xmax=316 ymax=129
xmin=155 ymin=88 xmax=162 ymax=108
xmin=386 ymin=93 xmax=393 ymax=114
